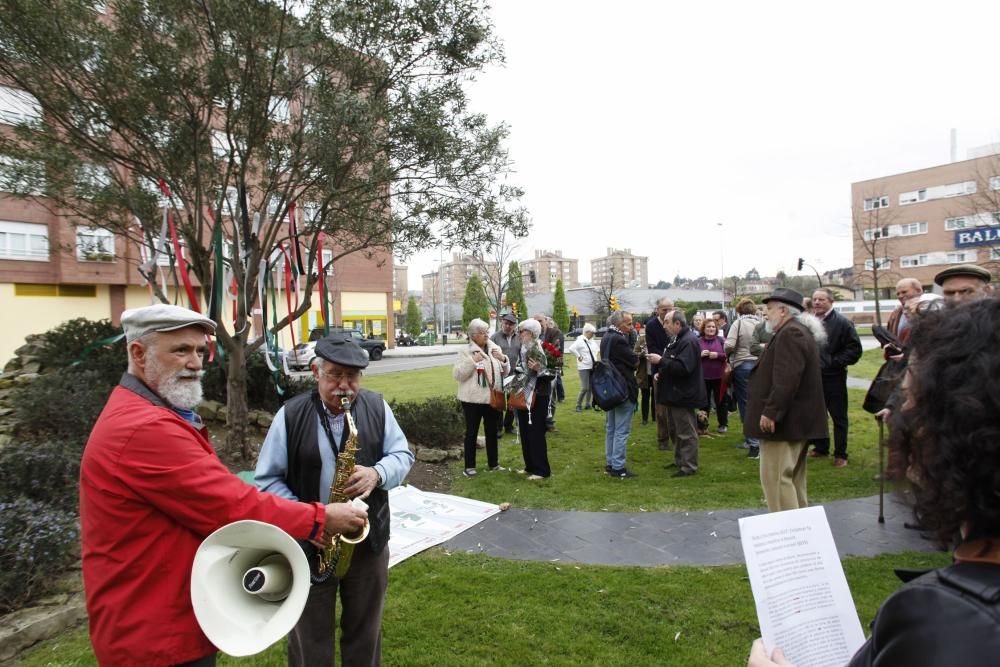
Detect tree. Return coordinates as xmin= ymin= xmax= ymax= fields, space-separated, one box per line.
xmin=591 ymin=266 xmax=623 ymax=323
xmin=852 ymin=187 xmax=901 ymax=326
xmin=551 ymin=279 xmax=569 ymax=332
xmin=505 ymin=261 xmax=526 ymax=321
xmin=405 ymin=297 xmax=421 ymax=337
xmin=474 ymin=229 xmax=524 ymax=323
xmin=0 ymin=0 xmax=527 ymax=457
xmin=461 ymin=275 xmax=490 ymax=328
xmin=653 ymin=279 xmax=671 ymax=289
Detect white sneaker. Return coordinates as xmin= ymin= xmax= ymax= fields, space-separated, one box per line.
xmin=527 ymin=474 xmax=545 ymax=480
xmin=489 ymin=465 xmax=507 ymax=472
xmin=463 ymin=468 xmax=477 ymax=477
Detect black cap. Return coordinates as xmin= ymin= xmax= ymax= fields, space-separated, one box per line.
xmin=314 ymin=333 xmax=369 ymax=369
xmin=762 ymin=287 xmax=806 ymax=310
xmin=933 ymin=264 xmax=992 ymax=286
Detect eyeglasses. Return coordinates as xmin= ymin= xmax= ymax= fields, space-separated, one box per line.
xmin=320 ymin=371 xmax=362 ymax=383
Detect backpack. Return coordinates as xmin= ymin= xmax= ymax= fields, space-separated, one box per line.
xmin=590 ymin=335 xmax=628 ymax=410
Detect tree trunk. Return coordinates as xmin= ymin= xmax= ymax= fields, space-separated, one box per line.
xmin=225 ymin=343 xmax=252 ymax=461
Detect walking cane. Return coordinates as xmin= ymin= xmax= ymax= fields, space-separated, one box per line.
xmin=877 ymin=416 xmax=885 ymax=524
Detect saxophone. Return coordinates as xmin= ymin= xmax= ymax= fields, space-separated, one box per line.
xmin=314 ymin=396 xmax=371 ymax=583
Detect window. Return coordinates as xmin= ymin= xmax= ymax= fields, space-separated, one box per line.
xmin=946 ymin=250 xmax=976 ymax=264
xmin=75 ymin=164 xmax=112 ymax=196
xmin=321 ymin=248 xmax=333 ymax=272
xmin=155 ymin=240 xmax=185 ymax=267
xmin=140 ymin=178 xmax=180 ymax=209
xmin=899 ymin=222 xmax=927 ymax=236
xmin=899 ymin=189 xmax=927 ymax=205
xmin=863 ymin=195 xmax=889 ymax=211
xmin=77 ymin=226 xmax=115 ymax=261
xmin=211 ymin=130 xmax=244 ymax=161
xmin=0 ymin=155 xmax=45 ymax=195
xmin=945 ymin=214 xmax=995 ymax=230
xmin=270 ymin=97 xmax=290 ymax=123
xmin=0 ymin=221 xmax=49 ymax=261
xmin=992 ymin=247 xmax=1000 ymax=261
xmin=218 ymin=186 xmax=240 ymax=217
xmin=991 ymin=176 xmax=1000 ymax=191
xmin=862 ymin=226 xmax=889 ymax=241
xmin=0 ymin=85 xmax=41 ymax=125
xmin=864 ymin=258 xmax=891 ymax=271
xmin=900 ymin=254 xmax=928 ymax=268
xmin=14 ymin=283 xmax=97 ymax=297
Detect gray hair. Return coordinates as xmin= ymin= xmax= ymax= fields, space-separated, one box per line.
xmin=467 ymin=318 xmax=490 ymax=335
xmin=582 ymin=322 xmax=596 ymax=334
xmin=607 ymin=310 xmax=626 ymax=327
xmin=656 ymin=296 xmax=673 ymax=308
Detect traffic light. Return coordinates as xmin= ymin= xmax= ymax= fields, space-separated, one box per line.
xmin=511 ymin=302 xmax=518 ymax=317
xmin=609 ymin=295 xmax=620 ymax=311
xmin=797 ymin=258 xmax=804 ymax=271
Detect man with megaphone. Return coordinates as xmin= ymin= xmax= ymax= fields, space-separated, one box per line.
xmin=255 ymin=332 xmax=414 ymax=666
xmin=80 ymin=305 xmax=369 ymax=667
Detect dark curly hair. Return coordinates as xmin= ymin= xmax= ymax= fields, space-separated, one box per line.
xmin=895 ymin=297 xmax=1000 ymax=547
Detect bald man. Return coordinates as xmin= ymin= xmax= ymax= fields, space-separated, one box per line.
xmin=886 ymin=278 xmax=922 ymax=339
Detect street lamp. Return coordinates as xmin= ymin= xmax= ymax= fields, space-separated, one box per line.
xmin=717 ymin=222 xmax=725 ymax=310
xmin=796 ymin=258 xmax=824 ymax=288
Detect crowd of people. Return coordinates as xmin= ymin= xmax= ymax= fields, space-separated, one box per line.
xmin=74 ymin=261 xmax=995 ymax=665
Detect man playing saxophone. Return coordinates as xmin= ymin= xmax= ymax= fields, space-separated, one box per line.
xmin=256 ymin=332 xmax=414 ymax=666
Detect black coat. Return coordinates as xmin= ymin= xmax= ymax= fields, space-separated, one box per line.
xmin=645 ymin=315 xmax=669 ymax=356
xmin=848 ymin=557 xmax=1000 ymax=667
xmin=818 ymin=309 xmax=862 ymax=376
xmin=655 ymin=327 xmax=706 ymax=409
xmin=600 ymin=328 xmax=639 ymax=402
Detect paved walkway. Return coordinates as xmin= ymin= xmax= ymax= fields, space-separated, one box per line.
xmin=443 ymin=494 xmax=936 ymax=566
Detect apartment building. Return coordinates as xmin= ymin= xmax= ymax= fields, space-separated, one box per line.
xmin=851 ymin=153 xmax=1000 ymax=298
xmin=591 ymin=248 xmax=649 ymax=290
xmin=392 ymin=264 xmax=408 ymax=311
xmin=520 ymin=249 xmax=579 ymax=295
xmin=419 ymin=253 xmax=497 ymax=306
xmin=0 ymin=84 xmax=396 ymax=363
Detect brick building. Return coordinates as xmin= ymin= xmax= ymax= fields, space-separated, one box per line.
xmin=520 ymin=249 xmax=579 ymax=295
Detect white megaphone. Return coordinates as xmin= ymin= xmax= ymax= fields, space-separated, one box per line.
xmin=191 ymin=520 xmax=310 ymax=657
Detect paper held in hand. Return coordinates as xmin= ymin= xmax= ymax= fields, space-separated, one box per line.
xmin=739 ymin=506 xmax=866 ymax=667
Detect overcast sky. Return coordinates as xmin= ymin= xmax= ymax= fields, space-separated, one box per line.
xmin=403 ymin=0 xmax=1000 ymax=289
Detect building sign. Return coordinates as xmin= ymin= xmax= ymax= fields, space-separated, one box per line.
xmin=955 ymin=226 xmax=1000 ymax=248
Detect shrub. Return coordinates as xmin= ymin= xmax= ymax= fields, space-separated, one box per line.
xmin=11 ymin=369 xmax=115 ymax=448
xmin=389 ymin=396 xmax=464 ymax=447
xmin=0 ymin=497 xmax=80 ymax=613
xmin=0 ymin=440 xmax=82 ymax=511
xmin=203 ymin=351 xmax=315 ymax=413
xmin=37 ymin=317 xmax=127 ymax=384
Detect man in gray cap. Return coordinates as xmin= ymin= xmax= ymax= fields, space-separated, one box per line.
xmin=256 ymin=331 xmax=414 ymax=667
xmin=745 ymin=288 xmax=828 ymax=512
xmin=491 ymin=311 xmax=521 ymax=436
xmin=934 ymin=264 xmax=994 ymax=305
xmin=80 ymin=304 xmax=367 ymax=666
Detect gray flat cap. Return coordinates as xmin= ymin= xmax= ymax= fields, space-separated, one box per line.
xmin=315 ymin=333 xmax=369 ymax=369
xmin=933 ymin=263 xmax=992 ymax=286
xmin=121 ymin=304 xmax=217 ymax=342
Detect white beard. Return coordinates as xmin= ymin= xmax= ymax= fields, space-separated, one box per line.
xmin=146 ymin=355 xmax=204 ymax=409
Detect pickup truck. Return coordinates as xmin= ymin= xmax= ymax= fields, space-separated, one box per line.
xmin=286 ymin=327 xmax=386 ymax=370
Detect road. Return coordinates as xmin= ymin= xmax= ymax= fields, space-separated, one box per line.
xmin=286 ymin=350 xmax=458 ymax=379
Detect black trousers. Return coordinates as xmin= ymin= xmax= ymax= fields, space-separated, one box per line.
xmin=174 ymin=655 xmax=216 ymax=667
xmin=518 ymin=395 xmax=551 ymax=477
xmin=461 ymin=401 xmax=499 ymax=469
xmin=288 ymin=539 xmax=389 ymax=667
xmin=811 ymin=373 xmax=850 ymax=459
xmin=702 ymin=378 xmax=728 ymax=427
xmin=639 ymin=382 xmax=654 ymax=422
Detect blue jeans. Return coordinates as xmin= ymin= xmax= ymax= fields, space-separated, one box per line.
xmin=733 ymin=363 xmax=759 ymax=446
xmin=605 ymin=399 xmax=635 ymax=470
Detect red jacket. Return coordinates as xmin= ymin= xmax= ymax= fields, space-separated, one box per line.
xmin=80 ymin=377 xmax=324 ymax=666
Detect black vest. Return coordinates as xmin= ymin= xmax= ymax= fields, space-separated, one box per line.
xmin=283 ymin=388 xmax=390 ymax=555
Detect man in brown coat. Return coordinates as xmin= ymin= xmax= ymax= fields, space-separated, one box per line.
xmin=745 ymin=288 xmax=828 ymax=512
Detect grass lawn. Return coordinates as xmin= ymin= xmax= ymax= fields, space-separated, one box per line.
xmin=366 ymin=358 xmax=889 ymax=512
xmin=851 ymin=347 xmax=885 ymax=382
xmin=17 ymin=550 xmax=949 ymax=667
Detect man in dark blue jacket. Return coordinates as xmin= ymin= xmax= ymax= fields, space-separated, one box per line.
xmin=645 ymin=297 xmax=673 ymax=450
xmin=600 ymin=310 xmax=639 ymax=478
xmin=650 ymin=310 xmax=706 ymax=477
xmin=808 ymin=288 xmax=863 ymax=466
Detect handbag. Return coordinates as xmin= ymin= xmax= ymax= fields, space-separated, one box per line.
xmin=507 ymin=390 xmax=535 ymax=411
xmin=485 ymin=353 xmax=506 ymax=411
xmin=863 ymin=358 xmax=906 ymax=414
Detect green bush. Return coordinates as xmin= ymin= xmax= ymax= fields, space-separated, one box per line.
xmin=0 ymin=440 xmax=82 ymax=511
xmin=202 ymin=351 xmax=315 ymax=413
xmin=389 ymin=396 xmax=464 ymax=447
xmin=12 ymin=369 xmax=116 ymax=448
xmin=0 ymin=497 xmax=80 ymax=613
xmin=37 ymin=318 xmax=127 ymax=384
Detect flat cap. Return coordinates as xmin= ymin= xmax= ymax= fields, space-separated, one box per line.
xmin=315 ymin=333 xmax=369 ymax=369
xmin=501 ymin=312 xmax=517 ymax=324
xmin=933 ymin=263 xmax=992 ymax=286
xmin=121 ymin=304 xmax=216 ymax=342
xmin=762 ymin=287 xmax=806 ymax=310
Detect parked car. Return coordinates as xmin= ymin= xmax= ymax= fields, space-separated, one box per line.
xmin=286 ymin=327 xmax=386 ymax=370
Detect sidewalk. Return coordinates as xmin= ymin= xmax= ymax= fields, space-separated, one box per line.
xmin=382 ymin=344 xmax=460 ymax=358
xmin=443 ymin=493 xmax=936 ymax=566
